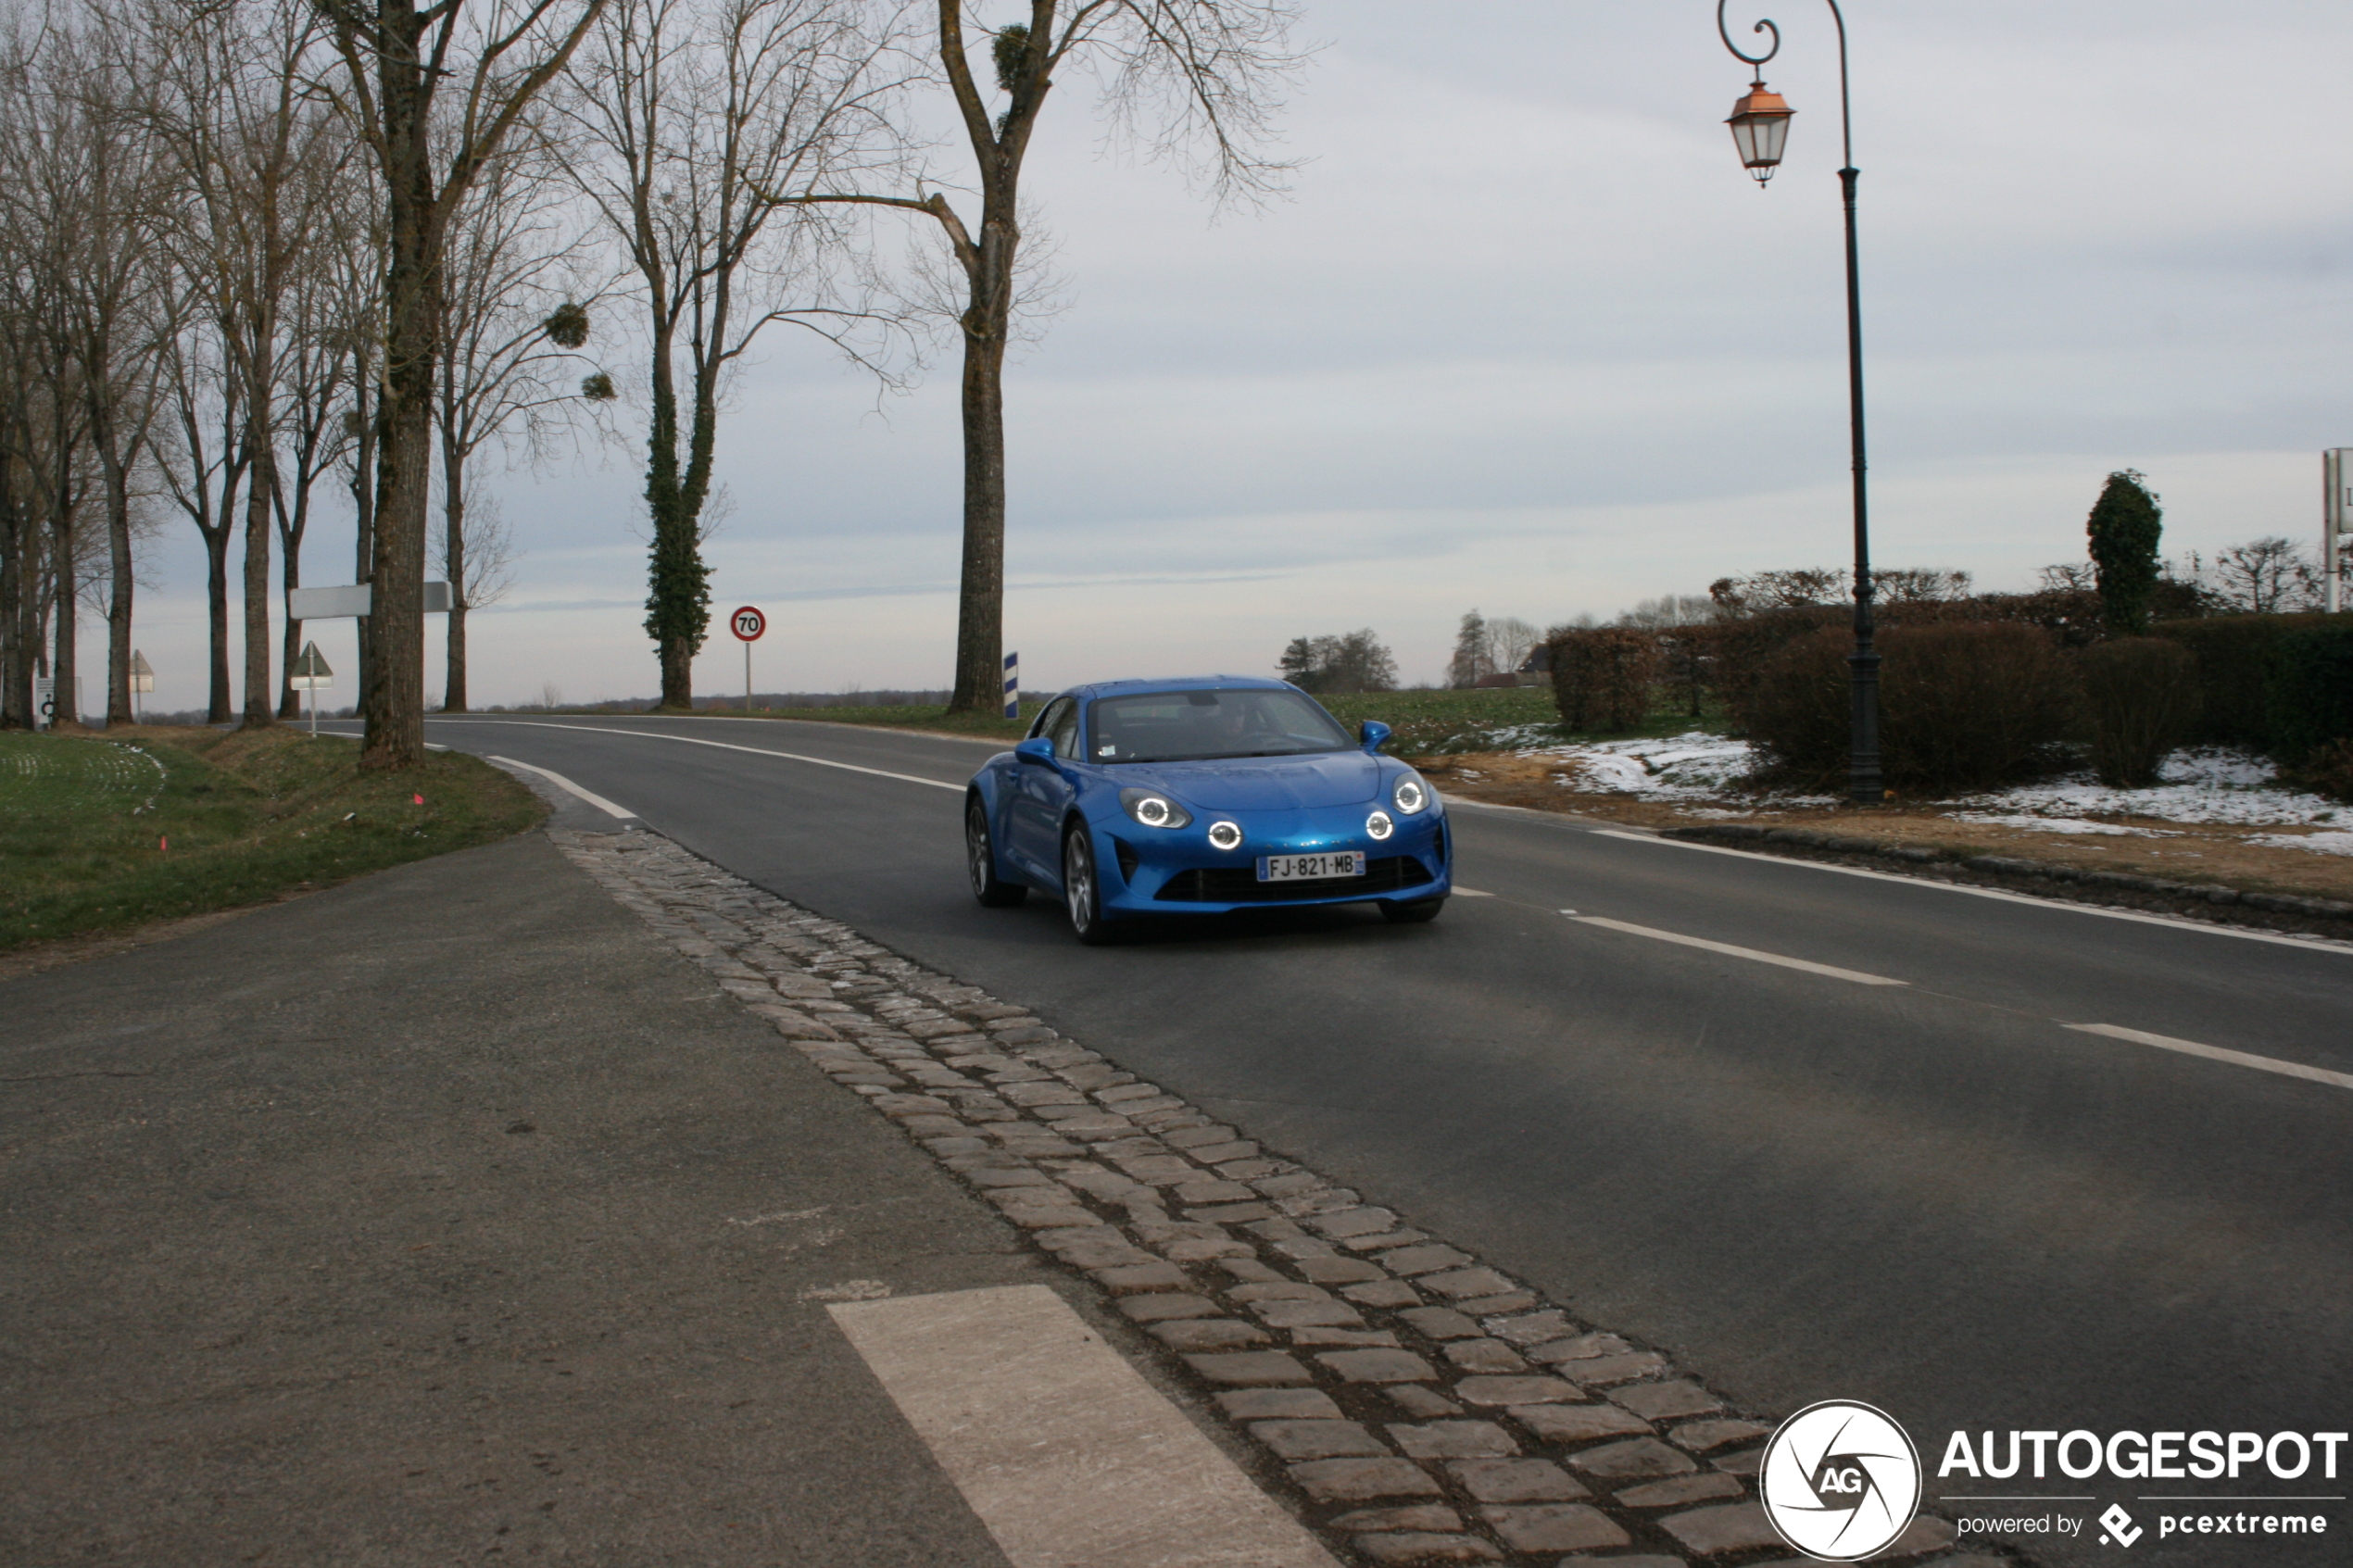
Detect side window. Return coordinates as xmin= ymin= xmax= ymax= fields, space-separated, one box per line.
xmin=1029 ymin=696 xmax=1071 ymax=743
xmin=1049 ymin=700 xmax=1083 ymax=759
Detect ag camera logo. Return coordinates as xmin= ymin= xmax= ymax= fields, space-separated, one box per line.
xmin=1761 ymin=1400 xmax=1924 ymax=1562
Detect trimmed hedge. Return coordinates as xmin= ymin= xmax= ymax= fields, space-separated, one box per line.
xmin=2267 ymin=621 xmax=2353 ymax=765
xmin=1740 ymin=622 xmax=2080 ymax=795
xmin=1547 ymin=627 xmax=1661 ymax=734
xmin=2081 ymin=638 xmax=2200 ymax=787
xmin=2150 ymin=613 xmax=2334 ymax=748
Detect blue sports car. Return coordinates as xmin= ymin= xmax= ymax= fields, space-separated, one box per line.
xmin=963 ymin=676 xmax=1451 ymax=944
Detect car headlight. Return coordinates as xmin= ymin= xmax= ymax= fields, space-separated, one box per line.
xmin=1366 ymin=809 xmax=1394 ymax=841
xmin=1207 ymin=821 xmax=1243 ymax=851
xmin=1393 ymin=774 xmax=1428 ymax=815
xmin=1120 ymin=788 xmax=1192 ymax=829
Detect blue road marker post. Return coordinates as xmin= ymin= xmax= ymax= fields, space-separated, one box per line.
xmin=1003 ymin=651 xmax=1019 ymax=721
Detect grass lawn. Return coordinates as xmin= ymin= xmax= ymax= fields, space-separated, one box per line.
xmin=0 ymin=725 xmax=546 ymax=952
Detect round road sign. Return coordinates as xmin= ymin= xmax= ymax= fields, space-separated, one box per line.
xmin=729 ymin=605 xmax=766 ymax=642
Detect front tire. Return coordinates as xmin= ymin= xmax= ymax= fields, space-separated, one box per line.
xmin=1380 ymin=896 xmax=1445 ymax=924
xmin=1062 ymin=826 xmax=1118 ymax=945
xmin=966 ymin=797 xmax=1026 ymax=907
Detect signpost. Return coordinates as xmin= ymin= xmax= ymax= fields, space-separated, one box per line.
xmin=289 ymin=641 xmax=333 ymax=735
xmin=1003 ymin=651 xmax=1019 ymax=721
xmin=729 ymin=606 xmax=766 ymax=711
xmin=130 ymin=650 xmax=153 ymax=723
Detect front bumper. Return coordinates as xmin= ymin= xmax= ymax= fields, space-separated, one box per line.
xmin=1093 ymin=805 xmax=1451 ymax=915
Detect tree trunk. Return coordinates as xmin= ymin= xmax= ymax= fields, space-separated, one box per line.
xmin=359 ymin=3 xmax=439 ymax=773
xmin=241 ymin=440 xmax=275 ymax=727
xmin=951 ymin=323 xmax=1007 ymax=712
xmin=103 ymin=454 xmax=132 ymax=725
xmin=441 ymin=419 xmax=467 ymax=712
xmin=277 ymin=474 xmax=308 ymax=720
xmin=947 ymin=165 xmax=1018 ymax=714
xmin=49 ymin=509 xmax=79 ymax=730
xmin=349 ymin=368 xmax=375 ymax=709
xmin=641 ymin=319 xmax=706 ymax=710
xmin=205 ymin=512 xmax=233 ymax=723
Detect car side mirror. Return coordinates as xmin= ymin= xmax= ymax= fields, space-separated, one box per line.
xmin=1359 ymin=721 xmax=1391 ymax=754
xmin=1014 ymin=737 xmax=1056 ymax=765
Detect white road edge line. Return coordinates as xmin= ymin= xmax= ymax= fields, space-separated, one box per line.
xmin=1566 ymin=913 xmax=1908 ymax=986
xmin=1583 ymin=828 xmax=2353 ymax=956
xmin=486 ymin=757 xmax=636 ymax=819
xmin=2065 ymin=1023 xmax=2353 ymax=1092
xmin=470 ymin=720 xmax=965 ymax=793
xmin=828 ymin=1285 xmax=1339 ymax=1568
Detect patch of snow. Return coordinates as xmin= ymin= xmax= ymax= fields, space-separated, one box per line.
xmin=1949 ymin=813 xmax=2179 ymax=837
xmin=1957 ymin=750 xmax=2340 ymax=827
xmin=2247 ymin=831 xmax=2353 ymax=858
xmin=1516 ymin=731 xmax=1779 ymax=802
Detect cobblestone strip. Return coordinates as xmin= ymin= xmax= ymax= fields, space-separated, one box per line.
xmin=552 ymin=829 xmax=2018 ymax=1568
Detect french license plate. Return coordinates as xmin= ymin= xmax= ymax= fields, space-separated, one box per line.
xmin=1257 ymin=851 xmax=1365 ymax=883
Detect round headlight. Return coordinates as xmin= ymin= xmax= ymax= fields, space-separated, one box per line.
xmin=1207 ymin=821 xmax=1243 ymax=851
xmin=1366 ymin=809 xmax=1394 ymax=841
xmin=1120 ymin=788 xmax=1192 ymax=829
xmin=1393 ymin=775 xmax=1428 ymax=815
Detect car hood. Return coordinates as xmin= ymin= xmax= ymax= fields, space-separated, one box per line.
xmin=1143 ymin=752 xmax=1382 ymax=810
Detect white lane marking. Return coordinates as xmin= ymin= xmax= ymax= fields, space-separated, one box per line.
xmin=1583 ymin=828 xmax=2353 ymax=957
xmin=829 ymin=1285 xmax=1339 ymax=1568
xmin=427 ymin=711 xmax=1009 ymax=746
xmin=465 ymin=720 xmax=965 ymax=793
xmin=487 ymin=756 xmax=636 ymax=819
xmin=2065 ymin=1023 xmax=2353 ymax=1092
xmin=1452 ymin=886 xmax=1496 ymax=897
xmin=1566 ymin=913 xmax=1908 ymax=986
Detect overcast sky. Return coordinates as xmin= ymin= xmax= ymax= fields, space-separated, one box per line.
xmin=119 ymin=0 xmax=2353 ymax=712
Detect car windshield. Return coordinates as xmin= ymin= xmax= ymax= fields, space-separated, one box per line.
xmin=1088 ymin=688 xmax=1355 ymax=764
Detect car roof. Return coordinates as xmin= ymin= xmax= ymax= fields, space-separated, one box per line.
xmin=1066 ymin=675 xmax=1294 ymax=700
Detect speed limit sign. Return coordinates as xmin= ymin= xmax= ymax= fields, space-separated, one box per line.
xmin=729 ymin=606 xmax=766 ymax=641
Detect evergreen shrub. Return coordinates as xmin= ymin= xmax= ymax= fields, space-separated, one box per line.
xmin=2152 ymin=613 xmax=2333 ymax=748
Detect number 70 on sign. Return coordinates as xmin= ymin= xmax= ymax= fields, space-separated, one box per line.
xmin=730 ymin=605 xmax=765 ymax=711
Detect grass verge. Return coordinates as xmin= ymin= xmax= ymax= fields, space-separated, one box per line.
xmin=0 ymin=725 xmax=546 ymax=952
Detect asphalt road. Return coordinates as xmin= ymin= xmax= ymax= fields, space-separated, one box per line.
xmin=387 ymin=712 xmax=2352 ymax=1567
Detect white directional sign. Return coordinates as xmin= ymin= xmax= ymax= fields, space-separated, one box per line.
xmin=730 ymin=605 xmax=766 ymax=641
xmin=287 ymin=582 xmax=452 ymax=618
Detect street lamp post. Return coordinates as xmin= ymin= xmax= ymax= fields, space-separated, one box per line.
xmin=1718 ymin=1 xmax=1881 ymax=806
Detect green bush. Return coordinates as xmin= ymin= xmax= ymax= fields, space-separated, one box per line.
xmin=2151 ymin=613 xmax=2334 ymax=748
xmin=2265 ymin=621 xmax=2353 ymax=765
xmin=1547 ymin=627 xmax=1661 ymax=734
xmin=2080 ymin=638 xmax=2201 ymax=787
xmin=2086 ymin=469 xmax=2165 ymax=634
xmin=1741 ymin=622 xmax=2080 ymax=795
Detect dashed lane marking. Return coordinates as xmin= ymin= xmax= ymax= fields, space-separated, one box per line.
xmin=828 ymin=1285 xmax=1339 ymax=1568
xmin=1451 ymin=886 xmax=1495 ymax=897
xmin=486 ymin=757 xmax=636 ymax=819
xmin=1565 ymin=912 xmax=1909 ymax=986
xmin=469 ymin=720 xmax=966 ymax=793
xmin=1583 ymin=828 xmax=2353 ymax=956
xmin=2065 ymin=1022 xmax=2353 ymax=1092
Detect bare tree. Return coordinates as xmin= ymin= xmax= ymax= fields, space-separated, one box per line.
xmin=315 ymin=0 xmax=610 ymax=770
xmin=2201 ymin=536 xmax=2321 ymax=614
xmin=557 ymin=0 xmax=906 ymax=710
xmin=434 ymin=127 xmax=606 ymax=711
xmin=779 ymin=0 xmax=1308 ymax=713
xmin=154 ymin=320 xmax=251 ymax=722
